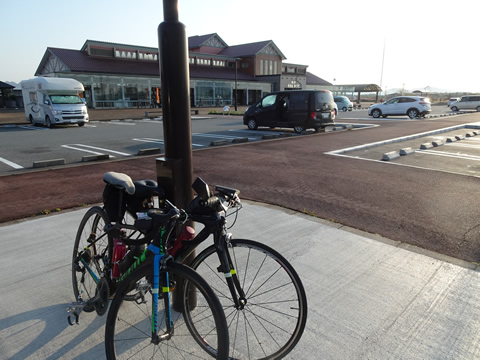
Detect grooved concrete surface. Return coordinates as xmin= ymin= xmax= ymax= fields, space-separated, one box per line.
xmin=1 ymin=202 xmax=480 ymax=359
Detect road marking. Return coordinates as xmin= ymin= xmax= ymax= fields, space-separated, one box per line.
xmin=193 ymin=133 xmax=256 ymax=141
xmin=106 ymin=120 xmax=136 ymax=125
xmin=133 ymin=138 xmax=205 ymax=147
xmin=418 ymin=150 xmax=480 ymax=161
xmin=0 ymin=157 xmax=23 ymax=169
xmin=61 ymin=144 xmax=132 ymax=156
xmin=133 ymin=137 xmax=163 ymax=144
xmin=18 ymin=125 xmax=48 ymax=130
xmin=229 ymin=129 xmax=290 ymax=136
xmin=141 ymin=119 xmax=162 ymax=123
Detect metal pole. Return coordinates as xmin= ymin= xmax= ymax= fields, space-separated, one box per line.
xmin=156 ymin=0 xmax=195 ymax=311
xmin=157 ymin=0 xmax=193 ymax=209
xmin=234 ymin=59 xmax=238 ymax=111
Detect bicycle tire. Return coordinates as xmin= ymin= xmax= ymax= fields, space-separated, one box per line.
xmin=190 ymin=239 xmax=308 ymax=360
xmin=72 ymin=206 xmax=110 ymax=309
xmin=105 ymin=262 xmax=229 ymax=359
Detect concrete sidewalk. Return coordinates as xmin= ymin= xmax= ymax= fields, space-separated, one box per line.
xmin=1 ymin=201 xmax=480 ymax=359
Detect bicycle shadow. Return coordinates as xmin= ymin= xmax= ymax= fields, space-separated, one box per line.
xmin=0 ymin=302 xmax=107 ymax=359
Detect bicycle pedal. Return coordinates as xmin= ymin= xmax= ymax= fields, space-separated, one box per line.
xmin=67 ymin=301 xmax=87 ymax=313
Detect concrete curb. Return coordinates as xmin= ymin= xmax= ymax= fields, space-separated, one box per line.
xmin=81 ymin=154 xmax=110 ymax=162
xmin=33 ymin=158 xmax=66 ymax=168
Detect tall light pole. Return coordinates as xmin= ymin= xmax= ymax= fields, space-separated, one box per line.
xmin=234 ymin=58 xmax=240 ymax=111
xmin=380 ymin=38 xmax=386 ymax=91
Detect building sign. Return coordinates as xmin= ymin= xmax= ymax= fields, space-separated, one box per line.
xmin=286 ymin=80 xmax=301 ymax=89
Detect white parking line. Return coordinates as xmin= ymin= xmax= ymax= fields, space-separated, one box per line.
xmin=229 ymin=129 xmax=287 ymax=136
xmin=0 ymin=157 xmax=23 ymax=169
xmin=106 ymin=120 xmax=136 ymax=125
xmin=133 ymin=138 xmax=163 ymax=144
xmin=194 ymin=133 xmax=242 ymax=140
xmin=419 ymin=150 xmax=480 ymax=161
xmin=133 ymin=138 xmax=205 ymax=147
xmin=18 ymin=125 xmax=48 ymax=130
xmin=61 ymin=144 xmax=132 ymax=156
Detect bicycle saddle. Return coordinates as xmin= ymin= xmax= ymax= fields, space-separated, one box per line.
xmin=103 ymin=172 xmax=135 ymax=195
xmin=134 ymin=179 xmax=166 ymax=199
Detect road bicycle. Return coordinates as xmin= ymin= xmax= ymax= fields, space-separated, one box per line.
xmin=171 ymin=177 xmax=308 ymax=359
xmin=71 ymin=171 xmax=308 ymax=359
xmin=69 ymin=172 xmax=229 ymax=359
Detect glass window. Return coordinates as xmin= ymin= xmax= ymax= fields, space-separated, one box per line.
xmin=290 ymin=92 xmax=309 ymax=111
xmin=28 ymin=91 xmax=37 ymax=103
xmin=260 ymin=60 xmax=264 ymax=75
xmin=50 ymin=95 xmax=83 ymax=104
xmin=316 ymin=91 xmax=333 ymax=104
xmin=261 ymin=94 xmax=277 ymax=107
xmin=384 ymin=98 xmax=399 ymax=104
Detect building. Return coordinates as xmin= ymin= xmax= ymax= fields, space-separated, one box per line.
xmin=33 ymin=33 xmax=336 ymax=109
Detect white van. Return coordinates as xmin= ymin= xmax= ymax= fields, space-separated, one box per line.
xmin=20 ymin=77 xmax=89 ymax=127
xmin=450 ymin=95 xmax=480 ymax=112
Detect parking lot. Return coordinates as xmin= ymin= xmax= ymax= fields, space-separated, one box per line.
xmin=327 ymin=122 xmax=480 ymax=178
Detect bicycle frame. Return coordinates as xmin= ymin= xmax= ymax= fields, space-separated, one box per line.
xmin=69 ymin=213 xmax=178 ymax=341
xmin=172 ymin=209 xmax=247 ymax=310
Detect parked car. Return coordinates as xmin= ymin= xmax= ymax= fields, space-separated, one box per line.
xmin=243 ymin=89 xmax=335 ymax=133
xmin=368 ymin=96 xmax=431 ymax=119
xmin=447 ymin=97 xmax=459 ymax=107
xmin=334 ymin=96 xmax=353 ymax=111
xmin=449 ymin=95 xmax=480 ymax=112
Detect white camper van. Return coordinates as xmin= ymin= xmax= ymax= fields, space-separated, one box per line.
xmin=20 ymin=77 xmax=89 ymax=128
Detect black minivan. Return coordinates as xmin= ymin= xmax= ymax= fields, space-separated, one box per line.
xmin=243 ymin=89 xmax=335 ymax=133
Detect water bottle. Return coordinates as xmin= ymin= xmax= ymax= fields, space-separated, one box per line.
xmin=169 ymin=226 xmax=195 ymax=257
xmin=111 ymin=237 xmax=126 ymax=279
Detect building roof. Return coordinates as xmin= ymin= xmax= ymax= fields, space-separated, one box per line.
xmin=38 ymin=48 xmax=159 ymax=76
xmin=0 ymin=81 xmax=15 ymax=89
xmin=37 ymin=47 xmax=256 ymax=81
xmin=80 ymin=39 xmax=157 ymax=53
xmin=218 ymin=40 xmax=286 ymax=59
xmin=306 ymin=72 xmax=332 ymax=86
xmin=188 ymin=33 xmax=228 ymax=49
xmin=341 ymin=84 xmax=382 ymax=92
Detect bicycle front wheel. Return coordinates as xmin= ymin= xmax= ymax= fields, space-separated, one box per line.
xmin=105 ymin=262 xmax=229 ymax=359
xmin=191 ymin=239 xmax=308 ymax=360
xmin=72 ymin=206 xmax=110 ymax=307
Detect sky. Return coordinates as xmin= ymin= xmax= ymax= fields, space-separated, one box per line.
xmin=2 ymin=0 xmax=479 ymax=93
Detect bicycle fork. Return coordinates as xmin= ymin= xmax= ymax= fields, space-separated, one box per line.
xmin=68 ymin=253 xmax=102 ymax=326
xmin=149 ymin=244 xmax=174 ymax=344
xmin=217 ymin=233 xmax=247 ymax=310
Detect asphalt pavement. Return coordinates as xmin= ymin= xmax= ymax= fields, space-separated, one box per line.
xmin=2 ymin=202 xmax=480 ymax=359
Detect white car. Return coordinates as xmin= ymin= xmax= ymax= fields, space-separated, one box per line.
xmin=447 ymin=97 xmax=459 ymax=107
xmin=368 ymin=96 xmax=431 ymax=119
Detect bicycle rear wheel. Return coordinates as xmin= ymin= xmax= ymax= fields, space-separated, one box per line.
xmin=72 ymin=206 xmax=110 ymax=308
xmin=105 ymin=262 xmax=229 ymax=359
xmin=191 ymin=239 xmax=308 ymax=360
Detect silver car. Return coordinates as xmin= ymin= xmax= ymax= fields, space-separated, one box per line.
xmin=368 ymin=96 xmax=431 ymax=119
xmin=450 ymin=95 xmax=480 ymax=112
xmin=447 ymin=97 xmax=459 ymax=107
